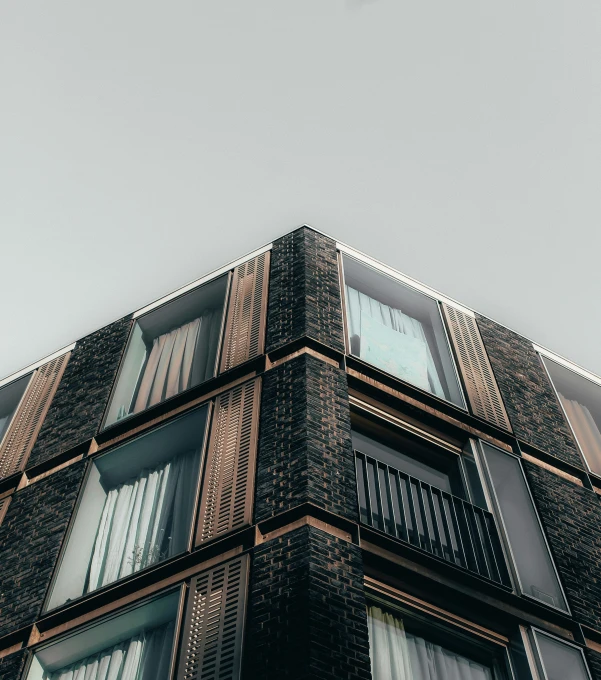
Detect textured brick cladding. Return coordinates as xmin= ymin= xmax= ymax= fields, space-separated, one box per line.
xmin=266 ymin=227 xmax=345 ymax=354
xmin=246 ymin=525 xmax=372 ymax=680
xmin=27 ymin=316 xmax=132 ymax=469
xmin=0 ymin=649 xmax=28 ymax=680
xmin=523 ymin=460 xmax=601 ymax=631
xmin=476 ymin=314 xmax=583 ymax=468
xmin=255 ymin=353 xmax=357 ymax=523
xmin=0 ymin=461 xmax=86 ymax=638
xmin=586 ymin=648 xmax=601 ymax=680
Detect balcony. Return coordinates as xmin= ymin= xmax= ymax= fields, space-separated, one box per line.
xmin=355 ymin=451 xmax=511 ymax=588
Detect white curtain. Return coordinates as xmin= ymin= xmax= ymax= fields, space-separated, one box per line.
xmin=133 ymin=308 xmax=221 ymax=415
xmin=367 ymin=606 xmax=493 ymax=680
xmin=86 ymin=450 xmax=197 ymax=592
xmin=559 ymin=394 xmax=601 ymax=474
xmin=45 ymin=622 xmax=174 ymax=680
xmin=346 ymin=287 xmax=445 ymax=398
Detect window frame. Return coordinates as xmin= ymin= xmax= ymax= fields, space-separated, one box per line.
xmin=526 ymin=627 xmax=593 ymax=680
xmin=44 ymin=402 xmax=213 ymax=614
xmin=338 ymin=250 xmax=468 ymax=411
xmin=0 ymin=372 xmax=33 ymax=449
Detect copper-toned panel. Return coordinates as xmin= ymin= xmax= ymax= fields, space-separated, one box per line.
xmin=442 ymin=305 xmax=512 ymax=432
xmin=0 ymin=496 xmax=10 ymax=527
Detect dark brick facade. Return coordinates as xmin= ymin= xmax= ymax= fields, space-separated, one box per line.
xmin=0 ymin=461 xmax=86 ymax=638
xmin=0 ymin=649 xmax=28 ymax=680
xmin=477 ymin=315 xmax=583 ymax=468
xmin=246 ymin=525 xmax=372 ymax=680
xmin=523 ymin=460 xmax=601 ymax=631
xmin=266 ymin=227 xmax=345 ymax=355
xmin=255 ymin=353 xmax=357 ymax=524
xmin=586 ymin=648 xmax=601 ymax=680
xmin=27 ymin=316 xmax=132 ymax=469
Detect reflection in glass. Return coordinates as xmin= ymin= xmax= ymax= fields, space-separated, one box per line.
xmin=534 ymin=630 xmax=590 ymax=680
xmin=343 ymin=256 xmax=464 ymax=407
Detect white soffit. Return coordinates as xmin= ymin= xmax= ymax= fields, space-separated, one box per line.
xmin=533 ymin=344 xmax=601 ymax=388
xmin=336 ymin=241 xmax=475 ymax=317
xmin=133 ymin=243 xmax=273 ymax=319
xmin=0 ymin=343 xmax=76 ymax=389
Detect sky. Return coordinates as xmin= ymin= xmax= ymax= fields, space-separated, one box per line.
xmin=1 ymin=0 xmax=601 ymax=380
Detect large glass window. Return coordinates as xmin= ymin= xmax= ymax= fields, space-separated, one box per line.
xmin=104 ymin=276 xmax=228 ymax=428
xmin=480 ymin=443 xmax=567 ymax=612
xmin=531 ymin=630 xmax=591 ymax=680
xmin=342 ymin=256 xmax=464 ymax=407
xmin=28 ymin=591 xmax=178 ymax=680
xmin=542 ymin=356 xmax=601 ymax=477
xmin=0 ymin=373 xmax=30 ymax=445
xmin=47 ymin=407 xmax=207 ymax=611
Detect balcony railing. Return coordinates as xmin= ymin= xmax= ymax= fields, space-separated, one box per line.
xmin=355 ymin=451 xmax=511 ymax=587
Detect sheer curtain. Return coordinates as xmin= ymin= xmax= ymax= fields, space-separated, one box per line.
xmin=367 ymin=606 xmax=493 ymax=680
xmin=45 ymin=622 xmax=174 ymax=680
xmin=86 ymin=450 xmax=197 ymax=592
xmin=559 ymin=394 xmax=601 ymax=473
xmin=133 ymin=309 xmax=221 ymax=415
xmin=346 ymin=287 xmax=445 ymax=399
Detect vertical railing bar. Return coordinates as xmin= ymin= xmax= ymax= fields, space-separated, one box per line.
xmin=414 ymin=479 xmax=433 ymax=553
xmin=405 ymin=474 xmax=421 ymax=547
xmin=448 ymin=497 xmax=469 ymax=569
xmin=393 ymin=471 xmax=409 ymax=542
xmin=433 ymin=488 xmax=454 ymax=562
xmin=457 ymin=499 xmax=481 ymax=575
xmin=361 ymin=454 xmax=374 ymax=527
xmin=373 ymin=460 xmax=386 ymax=532
xmin=424 ymin=485 xmax=443 ymax=557
xmin=382 ymin=465 xmax=397 ymax=537
xmin=355 ymin=453 xmax=368 ymax=525
xmin=469 ymin=505 xmax=492 ymax=579
xmin=480 ymin=510 xmax=503 ymax=583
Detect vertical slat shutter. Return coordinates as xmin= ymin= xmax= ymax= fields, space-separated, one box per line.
xmin=196 ymin=379 xmax=260 ymax=545
xmin=177 ymin=555 xmax=248 ymax=680
xmin=0 ymin=353 xmax=70 ymax=479
xmin=442 ymin=305 xmax=512 ymax=431
xmin=220 ymin=251 xmax=270 ymax=373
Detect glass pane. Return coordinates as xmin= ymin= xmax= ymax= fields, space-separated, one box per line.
xmin=343 ymin=256 xmax=464 ymax=408
xmin=543 ymin=357 xmax=601 ymax=477
xmin=534 ymin=630 xmax=590 ymax=680
xmin=29 ymin=591 xmax=178 ymax=680
xmin=47 ymin=407 xmax=207 ymax=610
xmin=0 ymin=374 xmax=30 ymax=445
xmin=481 ymin=443 xmax=567 ymax=611
xmin=104 ymin=275 xmax=228 ymax=427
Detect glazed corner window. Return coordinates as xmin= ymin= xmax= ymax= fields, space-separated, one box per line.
xmin=530 ymin=629 xmax=591 ymax=680
xmin=0 ymin=373 xmax=30 ymax=445
xmin=28 ymin=591 xmax=178 ymax=680
xmin=342 ymin=255 xmax=464 ymax=408
xmin=104 ymin=275 xmax=228 ymax=428
xmin=47 ymin=407 xmax=207 ymax=611
xmin=541 ymin=356 xmax=601 ymax=477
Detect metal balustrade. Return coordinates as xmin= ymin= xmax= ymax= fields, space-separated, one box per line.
xmin=355 ymin=451 xmax=511 ymax=587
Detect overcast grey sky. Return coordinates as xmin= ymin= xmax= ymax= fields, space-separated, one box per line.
xmin=2 ymin=0 xmax=600 ymax=380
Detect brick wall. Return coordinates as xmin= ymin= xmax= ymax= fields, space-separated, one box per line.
xmin=586 ymin=648 xmax=601 ymax=680
xmin=523 ymin=461 xmax=601 ymax=631
xmin=27 ymin=317 xmax=132 ymax=469
xmin=0 ymin=649 xmax=28 ymax=680
xmin=477 ymin=315 xmax=583 ymax=468
xmin=255 ymin=353 xmax=357 ymax=523
xmin=0 ymin=461 xmax=86 ymax=638
xmin=246 ymin=525 xmax=372 ymax=680
xmin=266 ymin=227 xmax=345 ymax=355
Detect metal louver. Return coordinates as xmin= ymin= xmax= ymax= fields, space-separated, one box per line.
xmin=0 ymin=352 xmax=70 ymax=479
xmin=220 ymin=251 xmax=270 ymax=373
xmin=195 ymin=379 xmax=260 ymax=546
xmin=442 ymin=305 xmax=512 ymax=432
xmin=176 ymin=555 xmax=248 ymax=680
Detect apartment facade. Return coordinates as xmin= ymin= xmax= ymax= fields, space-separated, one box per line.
xmin=0 ymin=225 xmax=599 ymax=679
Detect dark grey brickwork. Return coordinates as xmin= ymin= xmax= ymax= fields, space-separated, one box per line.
xmin=27 ymin=317 xmax=132 ymax=469
xmin=255 ymin=353 xmax=357 ymax=523
xmin=0 ymin=461 xmax=86 ymax=637
xmin=523 ymin=461 xmax=601 ymax=631
xmin=266 ymin=227 xmax=345 ymax=355
xmin=0 ymin=649 xmax=28 ymax=680
xmin=586 ymin=648 xmax=601 ymax=680
xmin=246 ymin=525 xmax=372 ymax=680
xmin=477 ymin=315 xmax=583 ymax=468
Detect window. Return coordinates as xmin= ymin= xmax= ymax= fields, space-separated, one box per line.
xmin=28 ymin=591 xmax=179 ymax=680
xmin=47 ymin=407 xmax=208 ymax=611
xmin=104 ymin=276 xmax=228 ymax=428
xmin=530 ymin=629 xmax=591 ymax=680
xmin=541 ymin=356 xmax=601 ymax=477
xmin=367 ymin=596 xmax=512 ymax=680
xmin=479 ymin=443 xmax=568 ymax=612
xmin=0 ymin=374 xmax=30 ymax=446
xmin=342 ymin=255 xmax=465 ymax=408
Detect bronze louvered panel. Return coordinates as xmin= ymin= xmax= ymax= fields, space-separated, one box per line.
xmin=177 ymin=555 xmax=248 ymax=680
xmin=442 ymin=305 xmax=512 ymax=432
xmin=0 ymin=496 xmax=10 ymax=526
xmin=196 ymin=379 xmax=260 ymax=545
xmin=219 ymin=251 xmax=270 ymax=373
xmin=0 ymin=353 xmax=70 ymax=479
